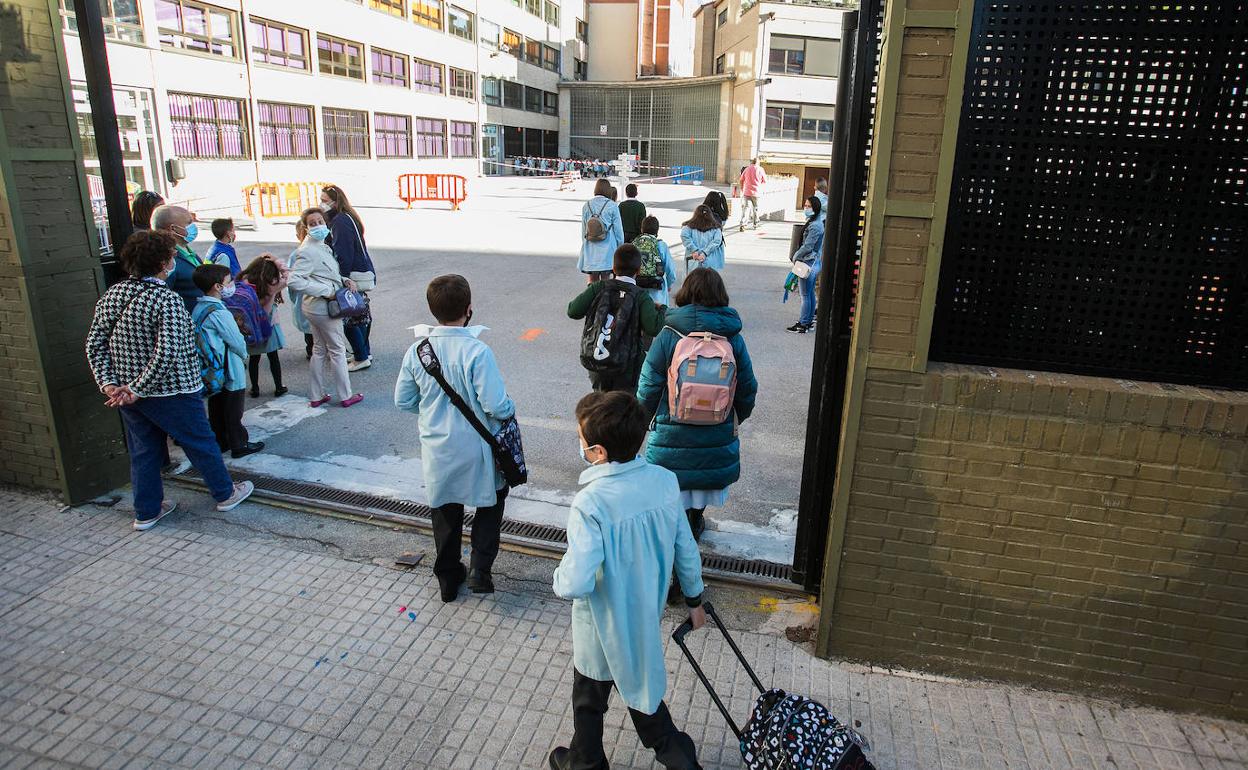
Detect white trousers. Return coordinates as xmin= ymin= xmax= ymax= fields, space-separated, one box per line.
xmin=307 ymin=312 xmax=353 ymax=403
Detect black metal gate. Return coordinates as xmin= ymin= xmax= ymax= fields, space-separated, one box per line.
xmin=931 ymin=2 xmax=1248 ymax=390
xmin=791 ymin=0 xmax=883 ymax=592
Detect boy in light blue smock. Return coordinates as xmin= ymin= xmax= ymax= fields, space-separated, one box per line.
xmin=549 ymin=391 xmax=706 ymax=770
xmin=394 ymin=275 xmax=516 ymax=602
xmin=191 ymin=264 xmax=263 ymax=459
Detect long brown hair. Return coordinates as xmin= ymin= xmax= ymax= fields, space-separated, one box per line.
xmin=322 ymin=184 xmax=364 ymax=237
xmin=592 ymin=178 xmax=614 ymax=199
xmin=682 ymin=204 xmax=720 ymax=232
xmin=239 ymin=254 xmax=284 ymax=303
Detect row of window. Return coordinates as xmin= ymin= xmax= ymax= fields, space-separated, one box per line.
xmin=70 ymin=0 xmax=570 ymax=76
xmin=764 ymin=102 xmax=835 ymax=143
xmin=373 ymin=0 xmax=563 ymax=29
xmin=482 ymin=79 xmax=559 ymax=115
xmin=713 ymin=36 xmax=842 ymax=79
xmin=169 ymin=93 xmax=478 ymax=160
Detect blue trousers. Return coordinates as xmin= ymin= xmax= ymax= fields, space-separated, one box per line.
xmin=799 ymin=259 xmax=823 ymax=326
xmin=345 ymin=320 xmax=371 ymax=362
xmin=119 ymin=392 xmax=235 ymax=519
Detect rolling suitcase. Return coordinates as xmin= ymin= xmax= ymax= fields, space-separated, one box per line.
xmin=673 ymin=602 xmax=875 ymax=770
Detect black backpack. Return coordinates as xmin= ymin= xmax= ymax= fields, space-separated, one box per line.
xmin=580 ymin=280 xmax=642 ymax=374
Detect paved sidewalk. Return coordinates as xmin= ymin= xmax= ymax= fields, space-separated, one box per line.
xmin=0 ymin=489 xmax=1245 ymax=770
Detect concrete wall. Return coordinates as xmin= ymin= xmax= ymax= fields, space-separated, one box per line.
xmin=0 ymin=0 xmax=128 ymax=502
xmin=816 ymin=0 xmax=1248 ymax=720
xmin=586 ymin=0 xmax=639 ymax=80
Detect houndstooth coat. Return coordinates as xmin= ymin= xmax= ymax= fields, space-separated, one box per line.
xmin=85 ymin=277 xmax=203 ymax=398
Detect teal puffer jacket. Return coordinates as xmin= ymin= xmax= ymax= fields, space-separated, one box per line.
xmin=636 ymin=304 xmax=759 ymax=491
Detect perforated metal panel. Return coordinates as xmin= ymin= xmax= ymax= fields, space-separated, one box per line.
xmin=931 ymin=3 xmax=1248 ymax=389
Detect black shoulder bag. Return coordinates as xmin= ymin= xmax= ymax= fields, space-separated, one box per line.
xmin=416 ymin=339 xmax=527 ymax=488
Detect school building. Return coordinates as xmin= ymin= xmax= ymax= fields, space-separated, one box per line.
xmin=57 ymin=0 xmax=587 ymax=218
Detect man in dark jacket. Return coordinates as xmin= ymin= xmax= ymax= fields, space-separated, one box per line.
xmin=618 ymin=183 xmax=647 ymax=243
xmin=568 ymin=245 xmax=665 ymax=393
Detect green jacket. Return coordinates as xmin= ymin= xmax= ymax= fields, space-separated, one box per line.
xmin=636 ymin=304 xmax=758 ymax=491
xmin=619 ymin=199 xmax=647 ymax=241
xmin=567 ymin=279 xmax=666 ymax=337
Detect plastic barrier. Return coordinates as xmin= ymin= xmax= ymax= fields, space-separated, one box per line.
xmin=670 ymin=166 xmax=706 ymax=185
xmin=242 ymin=182 xmax=329 ymax=220
xmin=397 ymin=173 xmax=468 ymax=210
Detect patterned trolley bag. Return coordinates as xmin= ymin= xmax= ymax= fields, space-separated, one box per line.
xmin=673 ymin=603 xmax=875 ymax=770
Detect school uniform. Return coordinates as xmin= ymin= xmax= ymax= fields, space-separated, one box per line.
xmin=206 ymin=240 xmax=241 ymax=276
xmin=394 ymin=325 xmax=515 ymax=587
xmin=553 ymin=458 xmax=705 ymax=770
xmin=579 ymin=196 xmax=624 ymax=279
xmin=680 ymin=226 xmax=726 ymax=272
xmin=567 ymin=276 xmax=665 ymax=393
xmin=192 ymin=296 xmax=251 ymax=452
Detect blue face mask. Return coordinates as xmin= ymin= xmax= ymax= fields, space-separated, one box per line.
xmin=309 ymin=225 xmax=330 ymax=242
xmin=183 ymin=222 xmax=199 ymax=243
xmin=579 ymin=444 xmax=600 ymax=466
xmin=804 ymin=208 xmax=815 ymax=220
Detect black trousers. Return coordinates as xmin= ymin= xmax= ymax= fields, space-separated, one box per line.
xmin=431 ymin=486 xmax=509 ymax=581
xmin=248 ymin=351 xmax=283 ymax=392
xmin=567 ymin=669 xmax=700 ymax=770
xmin=588 ymin=363 xmax=642 ymax=394
xmin=206 ymin=389 xmax=249 ymax=451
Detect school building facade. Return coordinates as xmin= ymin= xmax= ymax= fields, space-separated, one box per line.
xmin=58 ymin=0 xmax=587 ymax=219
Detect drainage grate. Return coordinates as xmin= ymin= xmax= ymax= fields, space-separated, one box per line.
xmin=172 ymin=469 xmax=801 ymax=593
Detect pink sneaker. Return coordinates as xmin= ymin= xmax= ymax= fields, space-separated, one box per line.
xmin=309 ymin=395 xmax=331 ymax=407
xmin=341 ymin=394 xmax=364 ymax=408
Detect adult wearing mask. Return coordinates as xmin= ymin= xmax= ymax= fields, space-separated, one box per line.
xmin=84 ymin=230 xmax=254 ymax=531
xmin=287 ymin=219 xmax=314 ymax=360
xmin=636 ymin=268 xmax=758 ymax=544
xmin=320 ymin=185 xmax=376 ymax=372
xmin=737 ymin=157 xmax=767 ymax=231
xmin=152 ymin=204 xmax=206 ymax=312
xmin=680 ymin=205 xmax=726 ymax=272
xmin=288 ymin=208 xmax=362 ymax=409
xmin=130 ymin=191 xmax=164 ymax=231
xmin=788 ymin=195 xmax=826 ymax=334
xmin=579 ymin=178 xmax=624 ymax=283
xmin=814 ymin=177 xmax=829 ymax=219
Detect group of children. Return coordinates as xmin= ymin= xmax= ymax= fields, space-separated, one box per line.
xmin=512 ymin=155 xmax=615 ymax=178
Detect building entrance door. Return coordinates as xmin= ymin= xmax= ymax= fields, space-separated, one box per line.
xmin=628 ymin=139 xmax=650 ymax=164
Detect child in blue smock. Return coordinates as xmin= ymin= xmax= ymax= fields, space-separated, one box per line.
xmin=680 ymin=204 xmax=726 ymax=272
xmin=191 ymin=264 xmax=263 ymax=459
xmin=549 ymin=391 xmax=706 ymax=770
xmin=634 ymin=215 xmax=678 ymax=306
xmin=394 ymin=275 xmax=516 ymax=602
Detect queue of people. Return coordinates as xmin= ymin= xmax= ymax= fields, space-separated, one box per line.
xmin=512 ymin=155 xmax=615 ymax=178
xmin=87 ymin=173 xmax=827 ymax=770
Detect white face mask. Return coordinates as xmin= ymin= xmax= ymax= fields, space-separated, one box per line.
xmin=220 ymin=283 xmax=236 ymax=299
xmin=320 ymin=201 xmax=334 ymax=213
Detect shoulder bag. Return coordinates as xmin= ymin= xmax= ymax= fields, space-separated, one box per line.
xmin=416 ymin=339 xmax=527 ymax=488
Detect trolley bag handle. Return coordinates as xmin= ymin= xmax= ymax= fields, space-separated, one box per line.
xmin=671 ymin=601 xmax=766 ymax=739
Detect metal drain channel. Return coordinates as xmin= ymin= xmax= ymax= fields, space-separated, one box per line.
xmin=171 ymin=469 xmax=806 ymax=595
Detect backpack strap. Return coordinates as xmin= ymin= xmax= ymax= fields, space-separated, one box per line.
xmin=416 ymin=339 xmax=502 ymax=455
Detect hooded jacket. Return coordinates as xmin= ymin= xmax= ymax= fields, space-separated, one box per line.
xmin=636 ymin=304 xmax=758 ymax=491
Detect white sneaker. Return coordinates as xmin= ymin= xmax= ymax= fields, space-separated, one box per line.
xmin=133 ymin=500 xmax=176 ymax=531
xmin=347 ymin=358 xmax=372 ymax=372
xmin=216 ymin=481 xmax=255 ymax=512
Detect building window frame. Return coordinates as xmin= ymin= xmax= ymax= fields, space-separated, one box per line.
xmin=502 ymin=80 xmax=523 ymax=109
xmin=368 ymin=0 xmax=406 ymax=16
xmin=544 ymin=0 xmax=560 ymax=26
xmin=482 ymin=77 xmax=502 ymax=106
xmin=411 ymin=0 xmax=443 ymax=30
xmin=764 ymin=101 xmax=834 ymax=142
xmin=317 ymin=33 xmax=365 ymax=80
xmin=574 ymin=58 xmax=588 ymax=81
xmin=249 ymin=17 xmax=309 ymax=71
xmin=523 ymin=38 xmax=541 ymax=66
xmin=502 ymin=28 xmax=522 ymax=55
xmin=449 ymin=67 xmax=475 ymax=99
xmin=257 ymin=101 xmax=316 ymax=159
xmin=168 ymin=91 xmax=250 ymax=159
xmin=155 ymin=0 xmax=239 ymax=59
xmin=58 ymin=0 xmax=144 ymax=44
xmin=448 ymin=5 xmax=474 ymax=41
xmin=415 ymin=117 xmax=446 ymax=157
xmin=413 ymin=57 xmax=445 ymax=94
xmin=768 ymin=34 xmax=840 ymax=77
xmin=450 ymin=121 xmax=476 ymax=158
xmin=543 ymin=91 xmax=558 ymax=116
xmin=524 ymin=85 xmax=543 ymax=113
xmin=375 ymin=112 xmax=413 ymax=158
xmin=543 ymin=44 xmax=560 ymax=72
xmin=323 ymin=107 xmax=370 ymax=158
xmin=714 ymin=53 xmax=725 ymax=74
xmin=575 ymin=18 xmax=587 ymax=42
xmin=716 ymin=7 xmax=727 ymax=26
xmin=479 ymin=18 xmax=501 ymax=50
xmin=525 ymin=0 xmax=541 ymax=17
xmin=371 ymin=47 xmax=410 ymax=87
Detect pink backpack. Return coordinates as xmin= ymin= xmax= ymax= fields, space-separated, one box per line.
xmin=666 ymin=329 xmax=737 ymax=425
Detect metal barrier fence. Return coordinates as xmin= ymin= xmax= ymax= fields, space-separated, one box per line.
xmin=242 ymin=182 xmax=328 ymax=220
xmin=396 ymin=173 xmax=467 ymax=210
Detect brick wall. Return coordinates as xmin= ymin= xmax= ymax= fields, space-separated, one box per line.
xmin=0 ymin=0 xmax=128 ymax=501
xmin=818 ymin=0 xmax=1248 ymax=719
xmin=828 ymin=365 xmax=1248 ymax=717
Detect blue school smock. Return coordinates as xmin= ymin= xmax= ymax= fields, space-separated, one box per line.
xmin=578 ymin=195 xmax=624 ymax=274
xmin=553 ymin=457 xmax=705 ymax=715
xmin=393 ymin=325 xmax=516 ymax=508
xmin=644 ymin=240 xmax=679 ymax=306
xmin=191 ymin=296 xmax=248 ymax=392
xmin=681 ymin=226 xmax=726 ymax=271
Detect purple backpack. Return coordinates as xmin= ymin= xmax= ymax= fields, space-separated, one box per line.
xmin=224 ymin=282 xmax=272 ymax=347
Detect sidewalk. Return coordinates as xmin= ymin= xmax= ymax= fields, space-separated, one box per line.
xmin=1 ymin=487 xmax=1244 ymax=770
